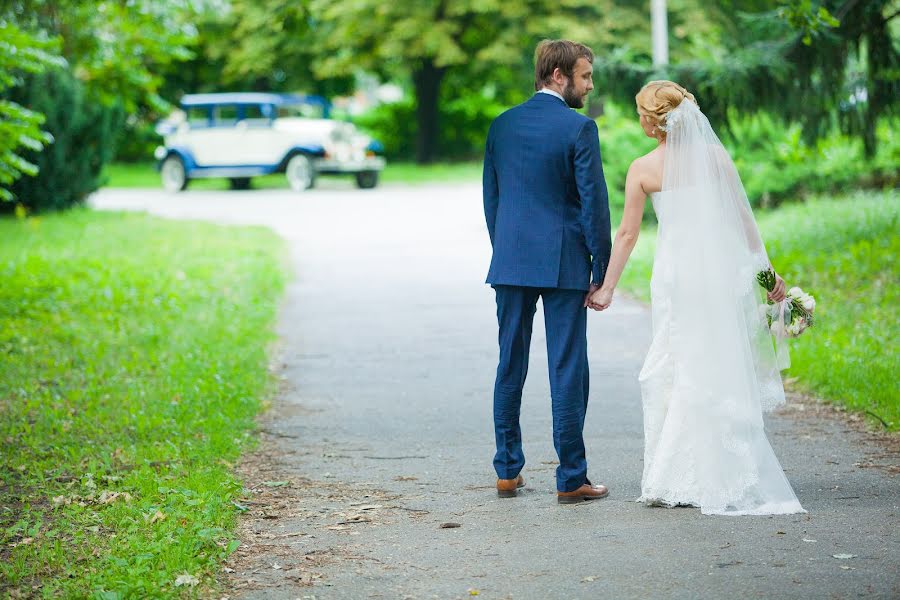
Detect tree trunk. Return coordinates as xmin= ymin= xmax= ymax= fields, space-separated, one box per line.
xmin=412 ymin=60 xmax=446 ymax=164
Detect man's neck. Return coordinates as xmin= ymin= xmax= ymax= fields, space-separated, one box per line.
xmin=539 ymin=87 xmax=565 ymax=102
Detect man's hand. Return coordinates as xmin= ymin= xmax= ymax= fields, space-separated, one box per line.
xmin=768 ymin=273 xmax=786 ymax=303
xmin=584 ymin=283 xmax=601 ymax=308
xmin=587 ymin=286 xmax=614 ymax=311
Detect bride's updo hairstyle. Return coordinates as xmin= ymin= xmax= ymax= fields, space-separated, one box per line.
xmin=635 ymin=80 xmax=697 ymax=136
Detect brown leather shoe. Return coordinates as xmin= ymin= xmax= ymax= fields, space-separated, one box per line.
xmin=496 ymin=474 xmax=526 ymax=498
xmin=557 ymin=482 xmax=609 ymax=504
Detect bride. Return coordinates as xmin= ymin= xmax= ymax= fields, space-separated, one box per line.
xmin=588 ymin=80 xmax=805 ymax=516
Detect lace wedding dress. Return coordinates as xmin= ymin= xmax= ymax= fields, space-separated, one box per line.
xmin=637 ymin=101 xmax=805 ymax=516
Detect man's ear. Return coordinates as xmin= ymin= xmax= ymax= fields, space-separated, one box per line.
xmin=551 ymin=67 xmax=567 ymax=86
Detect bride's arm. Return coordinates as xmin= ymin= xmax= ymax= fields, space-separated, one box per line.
xmin=588 ymin=160 xmax=647 ymax=310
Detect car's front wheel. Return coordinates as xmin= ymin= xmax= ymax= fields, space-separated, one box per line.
xmin=355 ymin=170 xmax=379 ymax=189
xmin=285 ymin=154 xmax=315 ymax=192
xmin=161 ymin=155 xmax=189 ymax=192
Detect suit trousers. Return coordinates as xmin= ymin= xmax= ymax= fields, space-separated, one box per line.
xmin=492 ymin=285 xmax=589 ymax=492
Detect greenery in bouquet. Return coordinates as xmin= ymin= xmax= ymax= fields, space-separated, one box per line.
xmin=756 ymin=268 xmax=816 ymax=337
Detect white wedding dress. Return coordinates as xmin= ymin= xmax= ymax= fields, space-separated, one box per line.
xmin=636 ymin=101 xmax=805 ymax=516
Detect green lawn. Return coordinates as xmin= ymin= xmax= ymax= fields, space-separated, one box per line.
xmin=0 ymin=210 xmax=287 ymax=597
xmin=102 ymin=161 xmax=481 ymax=189
xmin=617 ymin=190 xmax=899 ymax=429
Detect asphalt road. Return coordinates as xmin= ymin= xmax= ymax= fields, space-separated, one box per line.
xmin=92 ymin=183 xmax=899 ymax=599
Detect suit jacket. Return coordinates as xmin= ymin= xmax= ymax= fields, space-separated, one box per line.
xmin=483 ymin=93 xmax=611 ymax=291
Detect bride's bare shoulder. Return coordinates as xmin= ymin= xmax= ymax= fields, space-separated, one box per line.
xmin=626 ymin=146 xmax=664 ymax=194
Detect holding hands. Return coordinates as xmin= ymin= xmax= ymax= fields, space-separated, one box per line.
xmin=585 ymin=285 xmax=613 ymax=311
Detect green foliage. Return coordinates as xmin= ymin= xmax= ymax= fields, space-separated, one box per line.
xmin=308 ymin=0 xmax=651 ymax=162
xmin=5 ymin=0 xmax=195 ymax=115
xmin=8 ymin=68 xmax=124 ymax=211
xmin=593 ymin=102 xmax=898 ymax=218
xmin=595 ymin=103 xmax=658 ymax=218
xmin=726 ymin=113 xmax=899 ymax=207
xmin=776 ymin=0 xmax=840 ymax=45
xmin=595 ymin=1 xmax=899 ymax=158
xmin=0 ymin=210 xmax=287 ymax=595
xmin=355 ymin=90 xmax=508 ymax=161
xmin=617 ymin=191 xmax=900 ymax=429
xmin=2 ymin=1 xmax=198 ymax=197
xmin=0 ymin=20 xmax=64 ymax=201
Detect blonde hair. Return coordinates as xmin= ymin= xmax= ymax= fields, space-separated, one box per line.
xmin=635 ymin=80 xmax=697 ymax=134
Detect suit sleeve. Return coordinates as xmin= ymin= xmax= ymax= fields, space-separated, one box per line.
xmin=574 ymin=119 xmax=612 ymax=285
xmin=483 ymin=123 xmax=499 ymax=247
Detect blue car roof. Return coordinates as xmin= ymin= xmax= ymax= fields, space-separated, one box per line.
xmin=180 ymin=92 xmax=329 ymax=108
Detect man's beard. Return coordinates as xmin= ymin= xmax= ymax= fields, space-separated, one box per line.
xmin=563 ymin=81 xmax=585 ymax=108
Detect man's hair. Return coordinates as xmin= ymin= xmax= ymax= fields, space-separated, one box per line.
xmin=534 ymin=39 xmax=594 ymax=91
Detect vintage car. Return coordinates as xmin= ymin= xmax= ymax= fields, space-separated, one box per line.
xmin=154 ymin=92 xmax=385 ymax=192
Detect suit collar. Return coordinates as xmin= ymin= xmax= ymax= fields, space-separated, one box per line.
xmin=530 ymin=92 xmax=568 ymax=107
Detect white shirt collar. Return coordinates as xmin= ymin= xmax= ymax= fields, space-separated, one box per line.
xmin=538 ymin=88 xmax=565 ymax=102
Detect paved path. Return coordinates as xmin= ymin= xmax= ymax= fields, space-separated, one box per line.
xmin=92 ymin=184 xmax=898 ymax=599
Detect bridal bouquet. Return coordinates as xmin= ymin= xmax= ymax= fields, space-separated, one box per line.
xmin=756 ymin=268 xmax=815 ymax=338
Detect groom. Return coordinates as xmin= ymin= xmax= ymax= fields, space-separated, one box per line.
xmin=483 ymin=39 xmax=611 ymax=504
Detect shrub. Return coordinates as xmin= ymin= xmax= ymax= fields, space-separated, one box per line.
xmin=8 ymin=68 xmax=124 ymax=212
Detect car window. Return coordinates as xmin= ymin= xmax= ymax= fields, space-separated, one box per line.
xmin=277 ymin=103 xmax=327 ymax=119
xmin=187 ymin=106 xmax=211 ymax=129
xmin=214 ymin=104 xmax=239 ymax=127
xmin=242 ymin=104 xmax=273 ymax=128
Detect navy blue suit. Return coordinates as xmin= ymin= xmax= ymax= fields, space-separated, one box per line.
xmin=483 ymin=92 xmax=610 ymax=492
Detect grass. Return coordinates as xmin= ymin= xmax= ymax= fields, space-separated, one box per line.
xmin=101 ymin=161 xmax=482 ymax=190
xmin=0 ymin=210 xmax=287 ymax=597
xmin=617 ymin=190 xmax=899 ymax=429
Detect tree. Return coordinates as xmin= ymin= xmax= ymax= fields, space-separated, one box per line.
xmin=0 ymin=21 xmax=63 ymax=202
xmin=1 ymin=0 xmax=199 ymax=208
xmin=3 ymin=0 xmax=197 ymax=114
xmin=596 ymin=0 xmax=898 ymax=157
xmin=204 ymin=0 xmax=354 ymax=97
xmin=308 ymin=0 xmax=652 ymax=163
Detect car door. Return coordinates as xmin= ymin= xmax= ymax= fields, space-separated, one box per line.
xmin=184 ymin=104 xmax=250 ymax=166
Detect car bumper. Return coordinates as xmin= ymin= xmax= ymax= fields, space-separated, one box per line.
xmin=314 ymin=157 xmax=385 ymax=173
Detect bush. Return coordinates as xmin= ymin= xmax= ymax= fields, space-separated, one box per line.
xmin=725 ymin=113 xmax=899 ymax=207
xmin=113 ymin=119 xmax=163 ymax=163
xmin=355 ymin=91 xmax=508 ymax=162
xmin=8 ymin=68 xmax=124 ymax=212
xmin=594 ymin=103 xmax=899 ymax=220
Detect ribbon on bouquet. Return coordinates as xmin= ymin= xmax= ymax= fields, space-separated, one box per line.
xmin=768 ymin=299 xmax=792 ymax=370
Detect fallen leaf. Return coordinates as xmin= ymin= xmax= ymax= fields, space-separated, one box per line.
xmin=272 ymin=562 xmax=281 ymax=570
xmin=174 ymin=573 xmax=199 ymax=587
xmin=839 ymin=565 xmax=855 ymax=570
xmin=802 ymin=538 xmax=817 ymax=543
xmin=440 ymin=522 xmax=461 ymax=529
xmin=776 ymin=531 xmax=786 ymax=535
xmin=145 ymin=510 xmax=167 ymax=524
xmin=832 ymin=554 xmax=856 ymax=560
xmin=468 ymin=590 xmax=479 ymax=596
xmin=581 ymin=576 xmax=598 ymax=582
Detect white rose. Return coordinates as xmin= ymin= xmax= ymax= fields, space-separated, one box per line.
xmin=788 ymin=286 xmax=803 ymax=298
xmin=802 ymin=297 xmax=815 ymax=312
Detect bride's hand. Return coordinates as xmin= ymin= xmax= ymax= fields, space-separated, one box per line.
xmin=768 ymin=273 xmax=786 ymax=302
xmin=588 ymin=287 xmax=614 ymax=311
